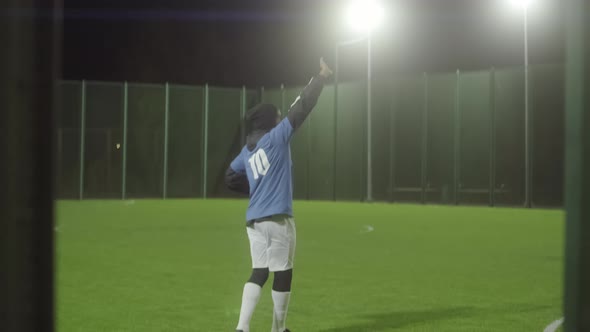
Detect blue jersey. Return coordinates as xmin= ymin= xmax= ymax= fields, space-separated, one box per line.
xmin=230 ymin=118 xmax=295 ymax=221
xmin=227 ymin=75 xmax=326 ymax=222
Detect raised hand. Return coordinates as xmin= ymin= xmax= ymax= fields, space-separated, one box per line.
xmin=319 ymin=57 xmax=333 ymax=78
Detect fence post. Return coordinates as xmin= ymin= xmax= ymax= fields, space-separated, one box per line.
xmin=280 ymin=84 xmax=285 ymax=111
xmin=307 ymin=95 xmax=312 ymax=201
xmin=333 ymin=46 xmax=339 ymax=201
xmin=360 ymin=81 xmax=366 ymax=202
xmin=163 ymin=82 xmax=170 ymax=199
xmin=489 ymin=68 xmax=496 ymax=206
xmin=79 ymin=80 xmax=86 ymax=200
xmin=453 ymin=70 xmax=461 ymax=205
xmin=389 ymin=81 xmax=396 ymax=202
xmin=528 ymin=67 xmax=534 ymax=207
xmin=202 ymin=84 xmax=209 ymax=199
xmin=106 ymin=128 xmax=112 ymax=195
xmin=122 ymin=82 xmax=128 ymax=200
xmin=524 ymin=63 xmax=532 ymax=208
xmin=241 ymin=85 xmax=246 ymax=146
xmin=421 ymin=73 xmax=429 ymax=204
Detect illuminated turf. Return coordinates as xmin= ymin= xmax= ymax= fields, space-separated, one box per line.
xmin=56 ymin=199 xmax=563 ymax=331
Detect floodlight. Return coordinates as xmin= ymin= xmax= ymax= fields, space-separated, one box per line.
xmin=345 ymin=0 xmax=384 ymax=34
xmin=510 ymin=0 xmax=533 ymax=9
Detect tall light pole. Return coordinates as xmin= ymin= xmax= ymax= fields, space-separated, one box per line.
xmin=511 ymin=0 xmax=533 ymax=207
xmin=367 ymin=31 xmax=373 ymax=202
xmin=338 ymin=0 xmax=384 ymax=202
xmin=524 ymin=2 xmax=531 ymax=208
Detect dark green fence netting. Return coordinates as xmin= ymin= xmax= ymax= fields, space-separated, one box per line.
xmin=56 ymin=81 xmax=81 ymax=199
xmin=83 ymin=81 xmax=123 ymax=198
xmin=126 ymin=83 xmax=165 ymax=198
xmin=167 ymin=85 xmax=204 ymax=198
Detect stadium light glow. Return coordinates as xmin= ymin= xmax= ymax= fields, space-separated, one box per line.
xmin=345 ymin=0 xmax=384 ymax=34
xmin=509 ymin=0 xmax=533 ymax=9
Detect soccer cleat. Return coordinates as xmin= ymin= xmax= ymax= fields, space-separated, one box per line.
xmin=235 ymin=330 xmax=244 ymax=332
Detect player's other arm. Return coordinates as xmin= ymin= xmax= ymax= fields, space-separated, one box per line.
xmin=287 ymin=58 xmax=333 ymax=131
xmin=225 ymin=154 xmax=249 ymax=195
xmin=225 ymin=168 xmax=249 ymax=195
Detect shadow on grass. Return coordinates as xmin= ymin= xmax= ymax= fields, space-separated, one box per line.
xmin=319 ymin=304 xmax=553 ymax=332
xmin=319 ymin=307 xmax=475 ymax=332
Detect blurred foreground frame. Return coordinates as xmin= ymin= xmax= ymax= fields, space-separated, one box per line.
xmin=564 ymin=0 xmax=590 ymax=331
xmin=0 ymin=0 xmax=61 ymax=331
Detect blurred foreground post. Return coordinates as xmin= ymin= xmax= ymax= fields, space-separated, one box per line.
xmin=564 ymin=0 xmax=590 ymax=330
xmin=0 ymin=0 xmax=61 ymax=331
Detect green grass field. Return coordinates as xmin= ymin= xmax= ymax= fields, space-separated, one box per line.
xmin=56 ymin=199 xmax=564 ymax=331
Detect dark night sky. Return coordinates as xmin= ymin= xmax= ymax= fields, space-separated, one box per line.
xmin=62 ymin=0 xmax=564 ymax=87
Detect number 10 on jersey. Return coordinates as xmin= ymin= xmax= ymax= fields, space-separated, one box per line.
xmin=248 ymin=149 xmax=271 ymax=180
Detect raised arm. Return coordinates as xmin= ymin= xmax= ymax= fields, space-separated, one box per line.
xmin=287 ymin=58 xmax=333 ymax=130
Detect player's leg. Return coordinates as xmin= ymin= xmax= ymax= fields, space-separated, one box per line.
xmin=271 ymin=269 xmax=293 ymax=332
xmin=236 ymin=268 xmax=269 ymax=332
xmin=236 ymin=225 xmax=271 ymax=332
xmin=268 ymin=216 xmax=296 ymax=332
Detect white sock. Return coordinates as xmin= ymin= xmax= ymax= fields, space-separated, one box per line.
xmin=236 ymin=282 xmax=262 ymax=332
xmin=271 ymin=290 xmax=291 ymax=332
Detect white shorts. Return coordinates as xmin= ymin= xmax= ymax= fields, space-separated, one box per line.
xmin=246 ymin=214 xmax=296 ymax=272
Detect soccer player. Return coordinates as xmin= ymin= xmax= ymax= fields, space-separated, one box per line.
xmin=225 ymin=58 xmax=333 ymax=332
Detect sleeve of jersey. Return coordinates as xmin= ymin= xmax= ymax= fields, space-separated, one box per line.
xmin=230 ymin=153 xmax=246 ymax=173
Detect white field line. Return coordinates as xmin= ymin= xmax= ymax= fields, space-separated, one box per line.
xmin=543 ymin=317 xmax=563 ymax=332
xmin=360 ymin=225 xmax=374 ymax=233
